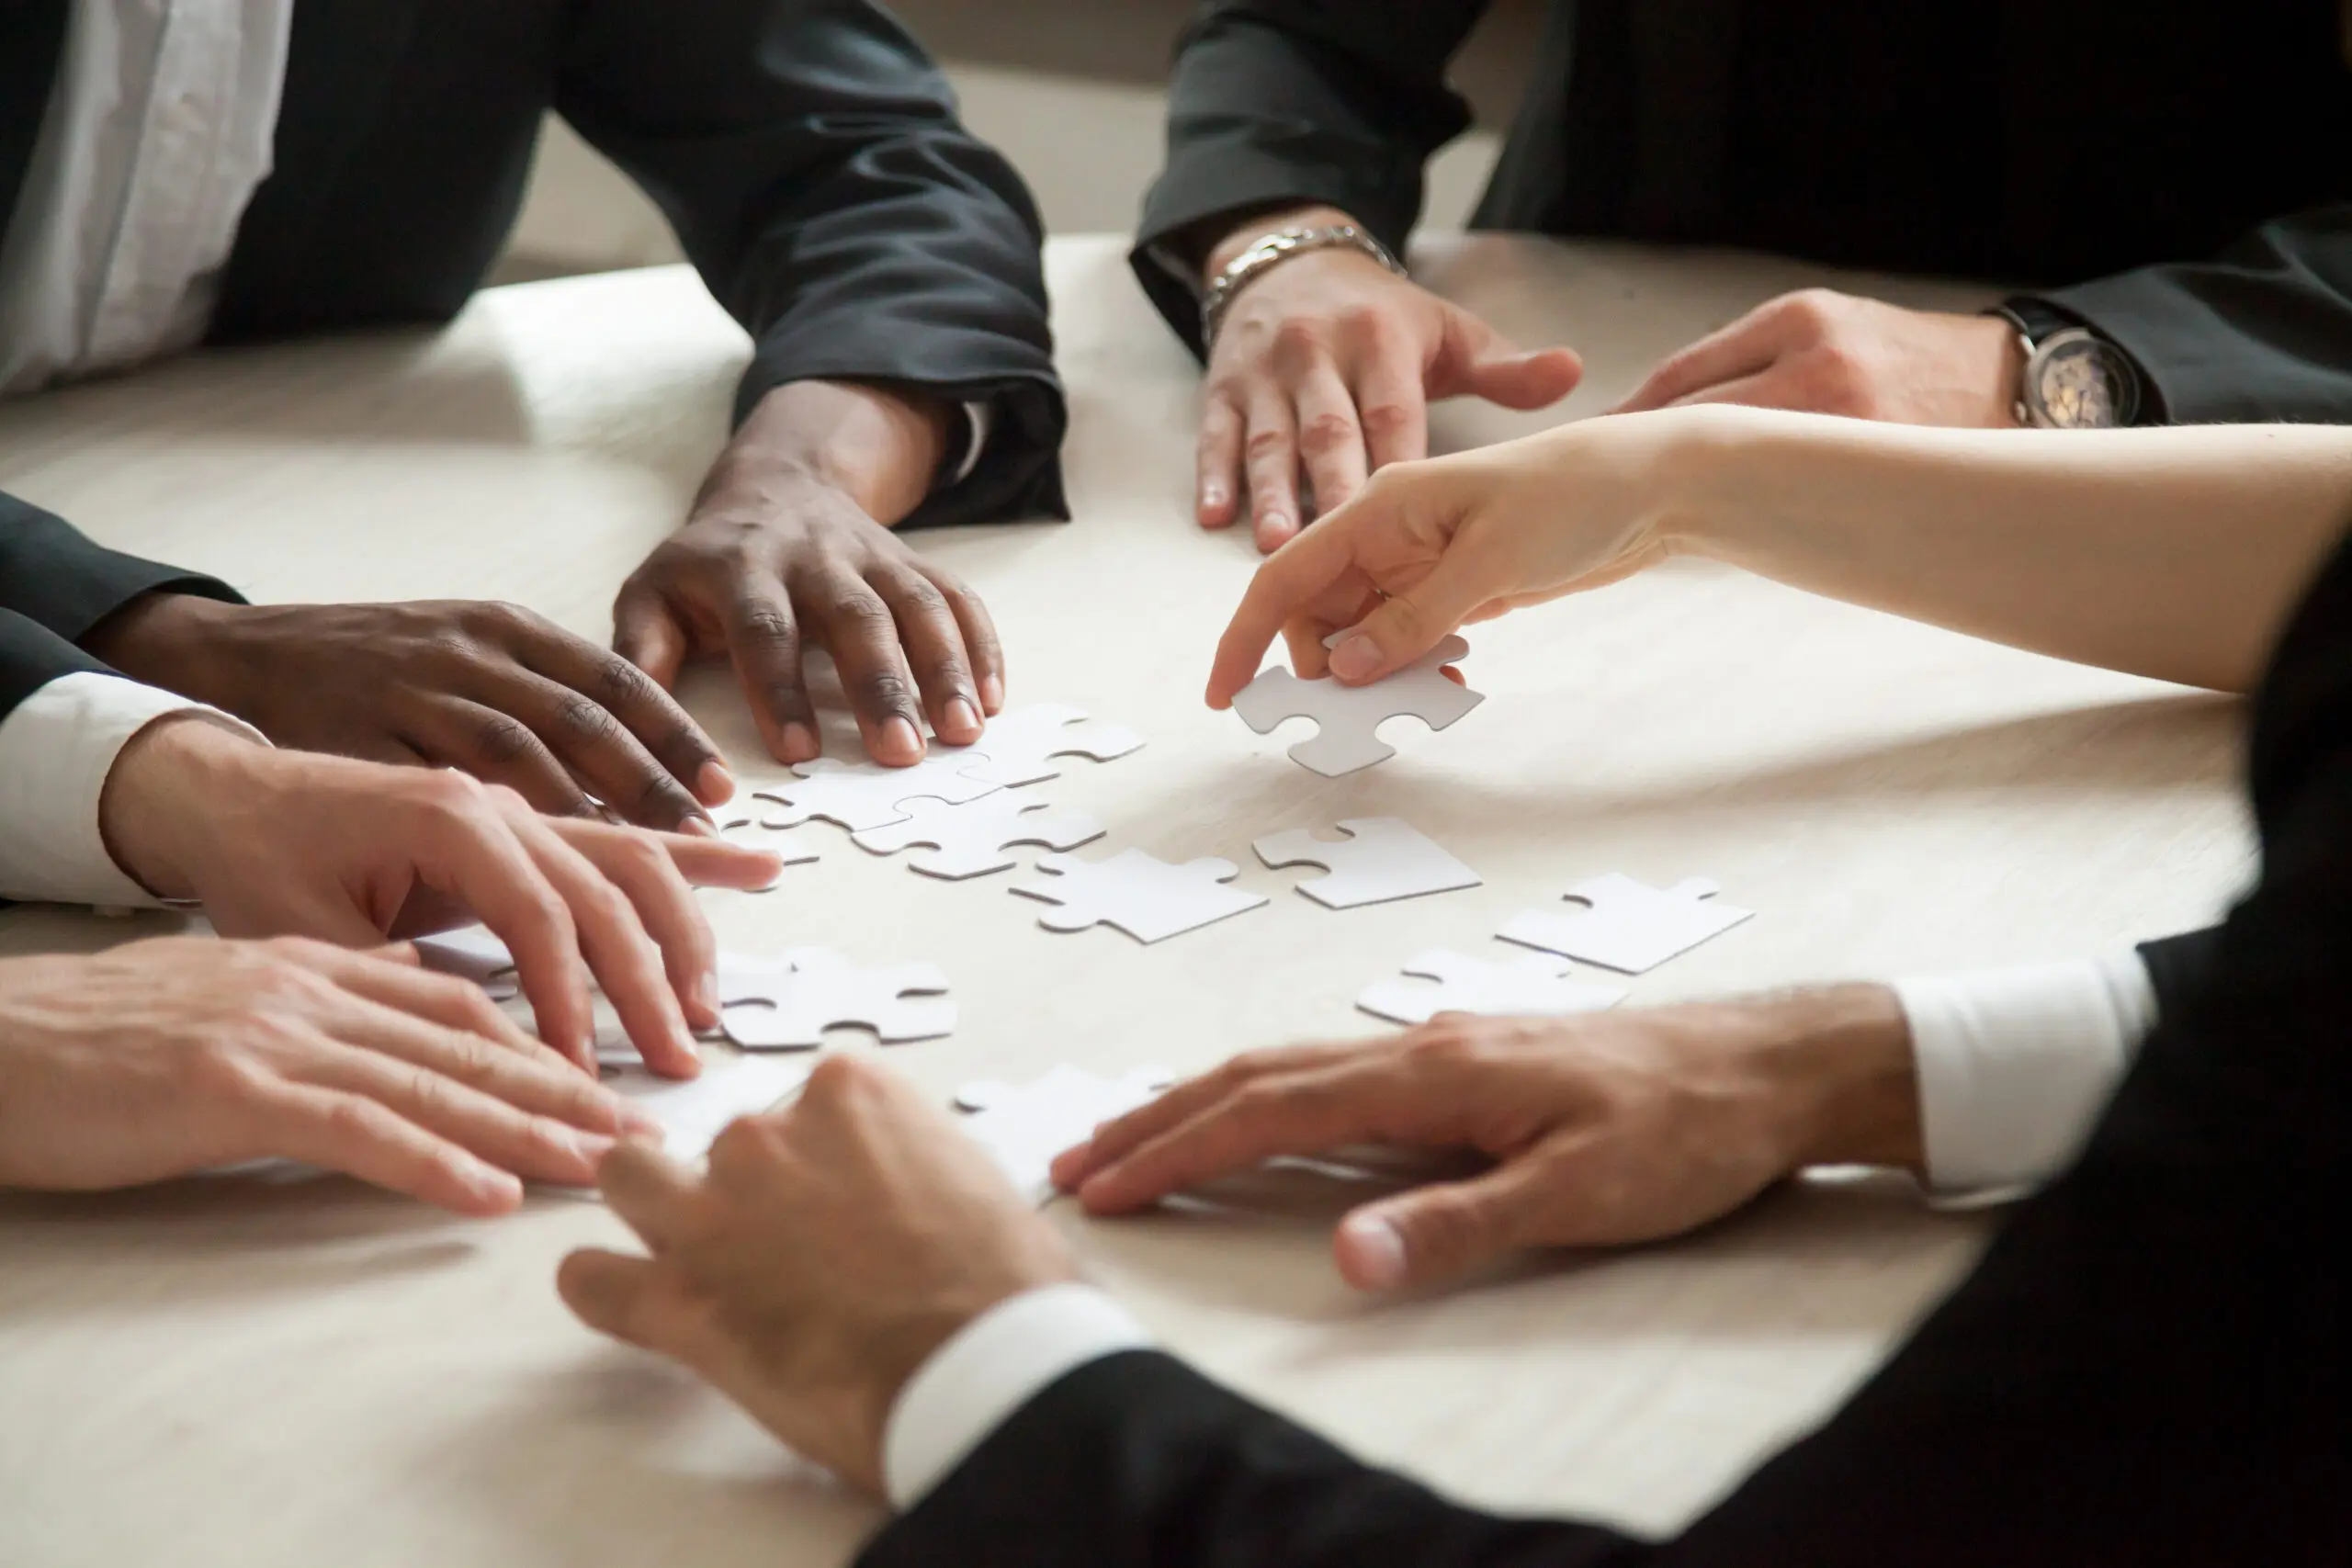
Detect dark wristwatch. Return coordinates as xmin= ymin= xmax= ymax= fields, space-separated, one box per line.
xmin=1991 ymin=302 xmax=2145 ymax=429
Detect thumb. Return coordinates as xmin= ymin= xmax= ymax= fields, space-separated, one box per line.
xmin=1334 ymin=1159 xmax=1551 ymax=1290
xmin=1434 ymin=306 xmax=1582 ymax=411
xmin=1322 ymin=538 xmax=1495 ymax=685
xmin=614 ymin=585 xmax=689 ymax=690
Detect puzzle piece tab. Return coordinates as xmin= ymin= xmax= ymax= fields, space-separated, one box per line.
xmin=1252 ymin=817 xmax=1481 ymax=908
xmin=1011 ymin=849 xmax=1269 ymax=943
xmin=952 ymin=1064 xmax=1175 ymax=1205
xmin=1498 ymin=874 xmax=1752 ymax=974
xmin=1230 ymin=635 xmax=1484 ymax=776
xmin=1356 ymin=948 xmax=1627 ymax=1025
xmin=945 ymin=704 xmax=1145 ymax=790
xmin=852 ymin=793 xmax=1104 ymax=880
xmin=752 ymin=753 xmax=1000 ymax=833
xmin=719 ymin=946 xmax=955 ymax=1050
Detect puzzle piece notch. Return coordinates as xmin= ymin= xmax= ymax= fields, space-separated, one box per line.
xmin=1230 ymin=634 xmax=1484 ymax=776
xmin=1356 ymin=948 xmax=1628 ymax=1026
xmin=752 ymin=752 xmax=1001 ymax=833
xmin=720 ymin=945 xmax=955 ymax=1051
xmin=851 ymin=793 xmax=1105 ymax=880
xmin=945 ymin=703 xmax=1146 ymax=790
xmin=952 ymin=1065 xmax=1175 ymax=1205
xmin=1252 ymin=817 xmax=1481 ymax=908
xmin=1011 ymin=849 xmax=1269 ymax=943
xmin=1498 ymin=874 xmax=1753 ymax=975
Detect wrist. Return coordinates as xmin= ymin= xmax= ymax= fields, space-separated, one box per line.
xmin=98 ymin=713 xmax=270 ymax=899
xmin=1741 ymin=984 xmax=1924 ymax=1172
xmin=710 ymin=380 xmax=951 ymax=528
xmin=1202 ymin=204 xmax=1362 ymax=286
xmin=79 ymin=592 xmax=244 ymax=695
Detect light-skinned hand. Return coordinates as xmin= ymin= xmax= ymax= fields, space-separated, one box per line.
xmin=1198 ymin=206 xmax=1583 ymax=553
xmin=1051 ymin=988 xmax=1919 ymax=1292
xmin=0 ymin=935 xmax=657 ymax=1214
xmin=559 ymin=1055 xmax=1075 ymax=1496
xmin=98 ymin=717 xmax=783 ymax=1076
xmin=1613 ymin=288 xmax=2023 ymax=426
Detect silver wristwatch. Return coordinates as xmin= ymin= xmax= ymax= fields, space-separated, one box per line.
xmin=1201 ymin=223 xmax=1406 ymax=346
xmin=1995 ymin=308 xmax=2143 ymax=429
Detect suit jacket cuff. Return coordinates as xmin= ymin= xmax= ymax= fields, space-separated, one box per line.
xmin=882 ymin=1283 xmax=1152 ymax=1510
xmin=0 ymin=492 xmax=246 ymax=641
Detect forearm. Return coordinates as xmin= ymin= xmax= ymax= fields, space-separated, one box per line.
xmin=1672 ymin=411 xmax=2352 ymax=692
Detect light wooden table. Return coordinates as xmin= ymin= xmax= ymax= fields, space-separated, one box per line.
xmin=0 ymin=235 xmax=2252 ymax=1567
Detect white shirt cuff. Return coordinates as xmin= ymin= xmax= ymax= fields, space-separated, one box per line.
xmin=881 ymin=1282 xmax=1151 ymax=1510
xmin=1897 ymin=951 xmax=2160 ymax=1200
xmin=0 ymin=671 xmax=265 ymax=907
xmin=943 ymin=400 xmax=991 ymax=490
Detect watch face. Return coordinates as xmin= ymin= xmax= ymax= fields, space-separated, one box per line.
xmin=2031 ymin=333 xmax=2138 ymax=429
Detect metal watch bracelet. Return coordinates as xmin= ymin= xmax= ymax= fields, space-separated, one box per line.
xmin=1201 ymin=223 xmax=1406 ymax=347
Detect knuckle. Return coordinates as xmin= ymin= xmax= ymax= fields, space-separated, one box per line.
xmin=1297 ymin=411 xmax=1360 ymax=458
xmin=734 ymin=606 xmax=799 ymax=653
xmin=590 ymin=652 xmax=658 ymax=706
xmin=469 ymin=713 xmax=544 ymax=768
xmin=1357 ymin=400 xmax=1416 ymax=441
xmin=1404 ymin=1024 xmax=1486 ymax=1073
xmin=832 ymin=594 xmax=897 ymax=639
xmin=553 ymin=693 xmax=622 ymax=744
xmin=1268 ymin=316 xmax=1328 ymax=360
xmin=460 ymin=600 xmax=538 ymax=643
xmin=1243 ymin=427 xmax=1293 ymax=466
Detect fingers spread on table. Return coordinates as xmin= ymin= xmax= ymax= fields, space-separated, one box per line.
xmin=253 ymin=1079 xmax=525 ymax=1215
xmin=1196 ymin=394 xmax=1246 ymax=529
xmin=547 ymin=818 xmax=724 ymax=1033
xmin=873 ymin=566 xmax=983 ymax=747
xmin=718 ymin=570 xmax=821 ymax=767
xmin=515 ymin=630 xmax=730 ymax=819
xmin=1334 ymin=1156 xmax=1558 ymax=1291
xmin=808 ymin=570 xmax=927 ymax=767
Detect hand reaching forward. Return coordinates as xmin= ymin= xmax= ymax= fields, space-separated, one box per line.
xmin=1198 ymin=207 xmax=1583 ymax=553
xmin=0 ymin=937 xmax=654 ymax=1214
xmin=99 ymin=717 xmax=783 ymax=1075
xmin=560 ymin=1056 xmax=1075 ymax=1496
xmin=1052 ymin=989 xmax=1919 ymax=1292
xmin=1205 ymin=411 xmax=1700 ymax=703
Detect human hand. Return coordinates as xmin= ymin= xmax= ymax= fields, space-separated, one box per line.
xmin=82 ymin=592 xmax=731 ymax=831
xmin=99 ymin=719 xmax=783 ymax=1075
xmin=559 ymin=1056 xmax=1074 ymax=1495
xmin=0 ymin=935 xmax=656 ymax=1213
xmin=1614 ymin=289 xmax=2022 ymax=427
xmin=1051 ymin=987 xmax=1918 ymax=1291
xmin=1204 ymin=410 xmax=1703 ymax=700
xmin=615 ymin=380 xmax=1003 ymax=770
xmin=1199 ymin=207 xmax=1582 ymax=553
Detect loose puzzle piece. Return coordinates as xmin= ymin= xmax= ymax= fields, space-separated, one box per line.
xmin=719 ymin=945 xmax=955 ymax=1050
xmin=1230 ymin=634 xmax=1484 ymax=776
xmin=952 ymin=1064 xmax=1175 ymax=1205
xmin=851 ymin=793 xmax=1105 ymax=880
xmin=1251 ymin=817 xmax=1481 ymax=908
xmin=1011 ymin=849 xmax=1269 ymax=943
xmin=1356 ymin=948 xmax=1628 ymax=1026
xmin=1498 ymin=874 xmax=1753 ymax=974
xmin=413 ymin=923 xmax=519 ymax=1000
xmin=752 ymin=753 xmax=1001 ymax=833
xmin=595 ymin=1050 xmax=814 ymax=1164
xmin=944 ymin=703 xmax=1146 ymax=789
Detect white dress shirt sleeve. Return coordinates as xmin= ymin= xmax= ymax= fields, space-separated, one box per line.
xmin=882 ymin=1282 xmax=1152 ymax=1510
xmin=940 ymin=400 xmax=992 ymax=490
xmin=0 ymin=671 xmax=265 ymax=907
xmin=1896 ymin=951 xmax=2161 ymax=1201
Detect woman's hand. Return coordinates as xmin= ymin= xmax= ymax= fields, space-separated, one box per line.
xmin=0 ymin=936 xmax=657 ymax=1214
xmin=1206 ymin=411 xmax=1711 ymax=705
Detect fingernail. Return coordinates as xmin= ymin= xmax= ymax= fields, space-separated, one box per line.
xmin=944 ymin=697 xmax=980 ymax=738
xmin=1341 ymin=1213 xmax=1408 ymax=1289
xmin=469 ymin=1162 xmax=523 ymax=1205
xmin=780 ymin=722 xmax=819 ymax=761
xmin=882 ymin=717 xmax=922 ymax=759
xmin=695 ymin=760 xmax=736 ymax=805
xmin=978 ymin=673 xmax=1004 ymax=712
xmin=1329 ymin=634 xmax=1382 ymax=681
xmin=570 ymin=1130 xmax=617 ymax=1163
xmin=694 ymin=970 xmax=718 ymax=1017
xmin=1201 ymin=484 xmax=1228 ymax=511
xmin=1261 ymin=511 xmax=1290 ymax=536
xmin=679 ymin=814 xmax=718 ymax=839
xmin=619 ymin=1102 xmax=664 ymax=1136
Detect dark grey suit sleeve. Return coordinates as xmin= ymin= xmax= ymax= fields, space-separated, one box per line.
xmin=0 ymin=605 xmax=109 ymax=720
xmin=1132 ymin=0 xmax=1494 ymax=357
xmin=2021 ymin=206 xmax=2352 ymax=425
xmin=551 ymin=0 xmax=1065 ymax=528
xmin=0 ymin=491 xmax=244 ymax=644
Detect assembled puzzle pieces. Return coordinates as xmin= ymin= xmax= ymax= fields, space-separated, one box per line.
xmin=1230 ymin=634 xmax=1484 ymax=776
xmin=1252 ymin=817 xmax=1480 ymax=908
xmin=1012 ymin=849 xmax=1269 ymax=943
xmin=752 ymin=753 xmax=999 ymax=833
xmin=944 ymin=703 xmax=1145 ymax=789
xmin=1356 ymin=948 xmax=1627 ymax=1025
xmin=1498 ymin=874 xmax=1752 ymax=974
xmin=718 ymin=946 xmax=955 ymax=1050
xmin=952 ymin=1064 xmax=1175 ymax=1205
xmin=852 ymin=793 xmax=1105 ymax=880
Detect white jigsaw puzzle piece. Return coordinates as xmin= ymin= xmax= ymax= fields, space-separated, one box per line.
xmin=1230 ymin=634 xmax=1484 ymax=776
xmin=1498 ymin=874 xmax=1753 ymax=974
xmin=851 ymin=793 xmax=1105 ymax=880
xmin=720 ymin=945 xmax=954 ymax=1050
xmin=952 ymin=1064 xmax=1175 ymax=1205
xmin=752 ymin=753 xmax=1001 ymax=833
xmin=597 ymin=1052 xmax=815 ymax=1164
xmin=413 ymin=923 xmax=520 ymax=1000
xmin=1011 ymin=849 xmax=1269 ymax=943
xmin=1252 ymin=817 xmax=1481 ymax=908
xmin=1356 ymin=948 xmax=1628 ymax=1025
xmin=944 ymin=703 xmax=1145 ymax=789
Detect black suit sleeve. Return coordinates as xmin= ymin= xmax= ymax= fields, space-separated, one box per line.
xmin=1131 ymin=0 xmax=1495 ymax=358
xmin=2020 ymin=206 xmax=2352 ymax=425
xmin=861 ymin=531 xmax=2352 ymax=1564
xmin=550 ymin=0 xmax=1065 ymax=529
xmin=0 ymin=605 xmax=110 ymax=722
xmin=0 ymin=491 xmax=244 ymax=644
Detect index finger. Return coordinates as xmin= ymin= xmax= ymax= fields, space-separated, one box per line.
xmin=1206 ymin=513 xmax=1374 ymax=706
xmin=514 ymin=620 xmax=732 ymax=815
xmin=1611 ymin=304 xmax=1792 ymax=414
